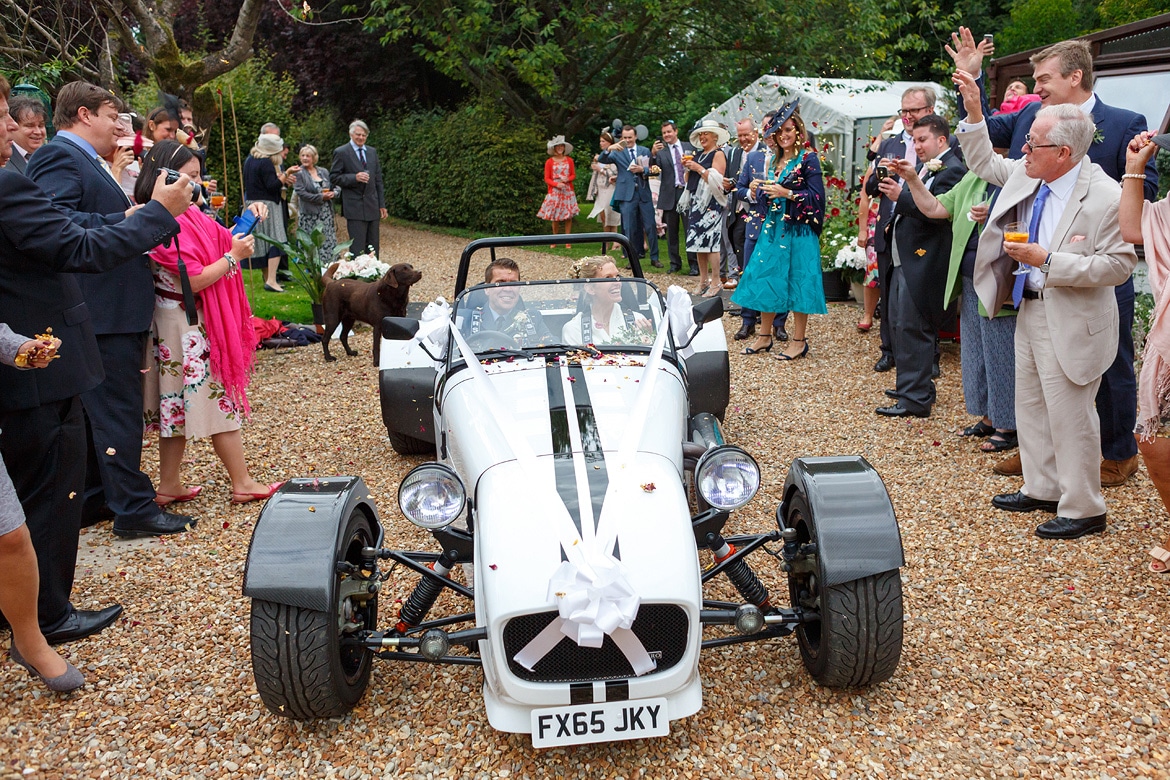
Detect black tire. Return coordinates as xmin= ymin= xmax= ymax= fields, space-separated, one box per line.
xmin=784 ymin=491 xmax=903 ymax=688
xmin=387 ymin=430 xmax=435 ymax=456
xmin=251 ymin=509 xmax=378 ymax=719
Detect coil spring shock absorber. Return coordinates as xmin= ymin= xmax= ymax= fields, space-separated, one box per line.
xmin=708 ymin=532 xmax=770 ymax=608
xmin=396 ymin=550 xmax=457 ymax=633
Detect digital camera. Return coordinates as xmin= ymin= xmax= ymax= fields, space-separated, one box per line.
xmin=162 ymin=168 xmax=201 ymax=203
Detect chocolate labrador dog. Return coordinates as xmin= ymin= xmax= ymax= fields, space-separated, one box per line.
xmin=321 ymin=262 xmax=423 ymax=364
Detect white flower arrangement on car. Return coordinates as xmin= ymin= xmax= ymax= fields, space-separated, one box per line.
xmin=331 ymin=249 xmax=390 ymax=281
xmin=832 ymin=237 xmax=868 ymax=273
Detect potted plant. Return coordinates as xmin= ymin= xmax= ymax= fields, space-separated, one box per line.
xmin=818 ymin=174 xmax=860 ymax=302
xmin=257 ymin=228 xmax=352 ymax=327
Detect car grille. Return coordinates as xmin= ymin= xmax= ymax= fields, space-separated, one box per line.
xmin=503 ymin=604 xmax=689 ymax=683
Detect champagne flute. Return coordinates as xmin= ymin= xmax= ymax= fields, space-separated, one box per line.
xmin=1003 ymin=221 xmax=1030 ymax=275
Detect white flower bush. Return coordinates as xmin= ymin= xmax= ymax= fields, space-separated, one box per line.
xmin=331 ymin=249 xmax=390 ymax=281
xmin=832 ymin=238 xmax=868 ymax=273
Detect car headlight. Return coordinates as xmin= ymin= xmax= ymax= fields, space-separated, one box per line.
xmin=398 ymin=464 xmax=466 ymax=529
xmin=695 ymin=446 xmax=760 ymax=511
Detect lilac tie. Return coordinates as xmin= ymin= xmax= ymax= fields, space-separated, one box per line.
xmin=672 ymin=144 xmax=684 ymax=183
xmin=1011 ymin=184 xmax=1051 ymax=307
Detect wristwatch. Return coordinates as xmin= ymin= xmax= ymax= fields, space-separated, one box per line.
xmin=1039 ymin=252 xmax=1051 ymax=274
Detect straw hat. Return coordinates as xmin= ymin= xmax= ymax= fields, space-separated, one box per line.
xmin=689 ymin=120 xmax=730 ymax=147
xmin=547 ymin=135 xmax=574 ymax=155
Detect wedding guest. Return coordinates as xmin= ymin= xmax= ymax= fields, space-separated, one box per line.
xmin=135 ymin=141 xmax=283 ymax=506
xmin=995 ymin=79 xmax=1041 ymax=115
xmin=731 ymin=102 xmax=825 ymax=360
xmin=732 ymin=110 xmax=779 ymax=342
xmin=294 ymin=144 xmax=338 ymax=262
xmin=6 ymin=96 xmax=47 ymax=174
xmin=537 ymin=135 xmax=579 ymax=247
xmin=586 ymin=131 xmax=621 ymax=235
xmin=330 ymin=119 xmax=386 ymax=257
xmin=855 ymin=170 xmax=880 ymax=331
xmin=875 ymin=115 xmax=966 ymax=419
xmin=949 ymin=29 xmax=1157 ymax=485
xmin=244 ymin=132 xmax=297 ymax=292
xmin=722 ymin=118 xmax=764 ymax=288
xmin=145 ymin=107 xmax=178 ymax=142
xmin=0 ymin=325 xmax=84 ymax=692
xmin=597 ymin=125 xmax=657 ymax=269
xmin=1120 ymin=131 xmax=1170 ymax=571
xmin=562 ymin=256 xmax=649 ymax=345
xmin=651 ymin=120 xmax=694 ymax=274
xmin=955 ymin=70 xmax=1137 ymax=541
xmin=680 ymin=119 xmax=729 ymax=297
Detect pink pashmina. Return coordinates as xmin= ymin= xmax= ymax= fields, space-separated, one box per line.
xmin=150 ymin=207 xmax=257 ymax=416
xmin=1138 ymin=197 xmax=1170 ymax=440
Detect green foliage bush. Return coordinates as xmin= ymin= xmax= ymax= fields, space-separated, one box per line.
xmin=370 ymin=101 xmax=551 ymax=235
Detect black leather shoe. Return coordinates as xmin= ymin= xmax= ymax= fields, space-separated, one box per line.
xmin=932 ymin=362 xmax=941 ymax=379
xmin=991 ymin=491 xmax=1058 ymax=513
xmin=688 ymin=268 xmax=699 ymax=276
xmin=43 ymin=604 xmax=123 ymax=645
xmin=774 ymin=327 xmax=789 ymax=342
xmin=1035 ymin=514 xmax=1106 ymax=539
xmin=875 ymin=403 xmax=929 ymax=418
xmin=734 ymin=322 xmax=755 ymax=340
xmin=112 ymin=511 xmax=197 ymax=538
xmin=874 ymin=355 xmax=895 ymax=372
xmin=884 ymin=388 xmax=900 ymax=399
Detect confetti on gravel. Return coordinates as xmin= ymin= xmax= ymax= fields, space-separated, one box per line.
xmin=2 ymin=225 xmax=1169 ymax=778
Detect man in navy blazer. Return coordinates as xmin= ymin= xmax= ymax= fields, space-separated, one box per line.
xmin=950 ymin=32 xmax=1158 ymax=485
xmin=330 ymin=119 xmax=387 ymax=257
xmin=28 ymin=81 xmax=196 ymax=540
xmin=597 ymin=125 xmax=658 ymax=268
xmin=0 ymin=77 xmax=194 ymax=642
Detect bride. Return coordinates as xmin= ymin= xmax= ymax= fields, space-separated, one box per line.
xmin=561 ymin=257 xmax=650 ymax=345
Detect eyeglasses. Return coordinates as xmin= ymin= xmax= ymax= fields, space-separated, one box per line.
xmin=899 ymin=105 xmax=929 ymax=116
xmin=1023 ymin=133 xmax=1061 ymax=152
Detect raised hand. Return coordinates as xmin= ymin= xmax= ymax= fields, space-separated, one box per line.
xmin=945 ymin=27 xmax=985 ymax=75
xmin=951 ymin=69 xmax=984 ymax=124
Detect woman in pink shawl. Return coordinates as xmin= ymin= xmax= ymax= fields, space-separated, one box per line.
xmin=1121 ymin=130 xmax=1170 ymax=573
xmin=134 ymin=141 xmax=282 ymax=505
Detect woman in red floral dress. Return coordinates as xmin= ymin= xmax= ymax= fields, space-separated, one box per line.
xmin=537 ymin=135 xmax=580 ymax=247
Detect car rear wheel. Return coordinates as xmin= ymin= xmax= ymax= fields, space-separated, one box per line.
xmin=784 ymin=492 xmax=902 ymax=687
xmin=388 ymin=430 xmax=435 ymax=455
xmin=251 ymin=508 xmax=378 ymax=718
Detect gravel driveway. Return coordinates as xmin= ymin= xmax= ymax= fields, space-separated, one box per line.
xmin=2 ymin=225 xmax=1168 ymax=779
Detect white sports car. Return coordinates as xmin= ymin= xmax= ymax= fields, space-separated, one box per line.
xmin=243 ymin=234 xmax=904 ymax=748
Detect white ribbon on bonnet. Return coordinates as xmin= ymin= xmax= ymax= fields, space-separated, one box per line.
xmin=409 ymin=287 xmax=695 ymax=677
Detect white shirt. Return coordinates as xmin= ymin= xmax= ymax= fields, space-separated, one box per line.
xmin=1025 ymin=159 xmax=1083 ymax=290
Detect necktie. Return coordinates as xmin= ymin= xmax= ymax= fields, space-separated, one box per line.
xmin=358 ymin=147 xmax=366 ymax=167
xmin=672 ymin=144 xmax=684 ymax=184
xmin=1011 ymin=184 xmax=1051 ymax=307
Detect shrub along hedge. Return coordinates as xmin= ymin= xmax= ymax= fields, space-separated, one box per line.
xmin=370 ymin=101 xmax=552 ymax=236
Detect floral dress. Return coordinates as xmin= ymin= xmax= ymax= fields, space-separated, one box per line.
xmin=537 ymin=157 xmax=580 ymax=221
xmin=143 ymin=266 xmax=241 ymax=439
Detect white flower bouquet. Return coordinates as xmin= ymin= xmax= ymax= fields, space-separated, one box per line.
xmin=331 ymin=250 xmax=390 ymax=281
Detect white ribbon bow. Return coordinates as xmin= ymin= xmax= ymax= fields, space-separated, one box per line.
xmin=665 ymin=285 xmax=698 ymax=359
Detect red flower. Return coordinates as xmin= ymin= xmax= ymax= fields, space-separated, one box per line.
xmin=831 ymin=208 xmax=841 ymax=216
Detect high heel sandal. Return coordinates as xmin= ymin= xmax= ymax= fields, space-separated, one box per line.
xmin=742 ymin=336 xmax=773 ymax=355
xmin=1149 ymin=546 xmax=1170 ymax=574
xmin=776 ymin=337 xmax=809 ymax=361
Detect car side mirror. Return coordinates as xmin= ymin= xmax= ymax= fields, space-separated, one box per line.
xmin=676 ymin=297 xmax=724 ymax=350
xmin=382 ymin=316 xmax=419 ymax=340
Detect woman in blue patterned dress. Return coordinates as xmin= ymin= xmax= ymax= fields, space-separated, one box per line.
xmin=731 ymin=101 xmax=826 ymax=360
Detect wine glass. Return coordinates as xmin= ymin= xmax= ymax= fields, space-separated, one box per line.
xmin=1003 ymin=221 xmax=1030 ymax=275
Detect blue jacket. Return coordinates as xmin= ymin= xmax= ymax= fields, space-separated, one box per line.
xmin=734 ymin=149 xmax=773 ymax=243
xmin=597 ymin=144 xmax=652 ymax=204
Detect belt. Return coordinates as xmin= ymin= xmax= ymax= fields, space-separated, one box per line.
xmin=1021 ymin=288 xmax=1045 ymax=300
xmin=155 ymin=287 xmax=201 ymax=310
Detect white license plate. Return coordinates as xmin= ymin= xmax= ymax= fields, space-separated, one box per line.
xmin=531 ymin=697 xmax=669 ymax=748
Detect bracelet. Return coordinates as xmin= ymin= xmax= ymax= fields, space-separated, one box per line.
xmin=224 ymin=253 xmax=238 ymax=276
xmin=1122 ymin=173 xmax=1147 ymax=180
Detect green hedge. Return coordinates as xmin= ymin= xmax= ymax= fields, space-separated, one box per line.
xmin=370 ymin=101 xmax=552 ymax=235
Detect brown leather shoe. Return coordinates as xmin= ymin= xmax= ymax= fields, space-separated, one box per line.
xmin=1100 ymin=454 xmax=1140 ymax=487
xmin=993 ymin=453 xmax=1022 ymax=476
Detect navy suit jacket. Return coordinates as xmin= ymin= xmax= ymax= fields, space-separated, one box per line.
xmin=653 ymin=140 xmax=694 ymax=211
xmin=961 ymin=78 xmax=1158 ymax=200
xmin=6 ymin=147 xmax=28 ymax=175
xmin=330 ymin=143 xmax=385 ymax=221
xmin=0 ymin=168 xmax=178 ymax=412
xmin=734 ymin=149 xmax=772 ymax=243
xmin=597 ymin=144 xmax=652 ymax=204
xmin=27 ymin=135 xmax=155 ymax=334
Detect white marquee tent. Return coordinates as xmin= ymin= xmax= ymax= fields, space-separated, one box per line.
xmin=702 ymin=76 xmax=951 ymax=187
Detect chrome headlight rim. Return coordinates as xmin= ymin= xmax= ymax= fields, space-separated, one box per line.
xmin=694 ymin=445 xmax=760 ymax=511
xmin=397 ymin=463 xmax=467 ymax=530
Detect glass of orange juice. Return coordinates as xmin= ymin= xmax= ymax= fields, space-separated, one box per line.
xmin=210 ymin=194 xmax=226 ymax=210
xmin=1003 ymin=221 xmax=1028 ymax=243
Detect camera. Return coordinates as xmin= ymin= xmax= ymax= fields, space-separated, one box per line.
xmin=162 ymin=167 xmax=201 ymax=203
xmin=875 ymin=165 xmax=889 ymax=180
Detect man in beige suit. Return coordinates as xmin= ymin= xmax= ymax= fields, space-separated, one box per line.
xmin=953 ymin=69 xmax=1137 ymax=539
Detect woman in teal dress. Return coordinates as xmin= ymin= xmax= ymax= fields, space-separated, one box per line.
xmin=731 ymin=101 xmax=826 ymax=360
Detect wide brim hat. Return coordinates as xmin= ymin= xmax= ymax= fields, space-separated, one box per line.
xmin=254 ymin=133 xmax=284 ymax=156
xmin=761 ymin=98 xmax=801 ymax=138
xmin=689 ymin=119 xmax=730 ymax=147
xmin=547 ymin=135 xmax=574 ymax=155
